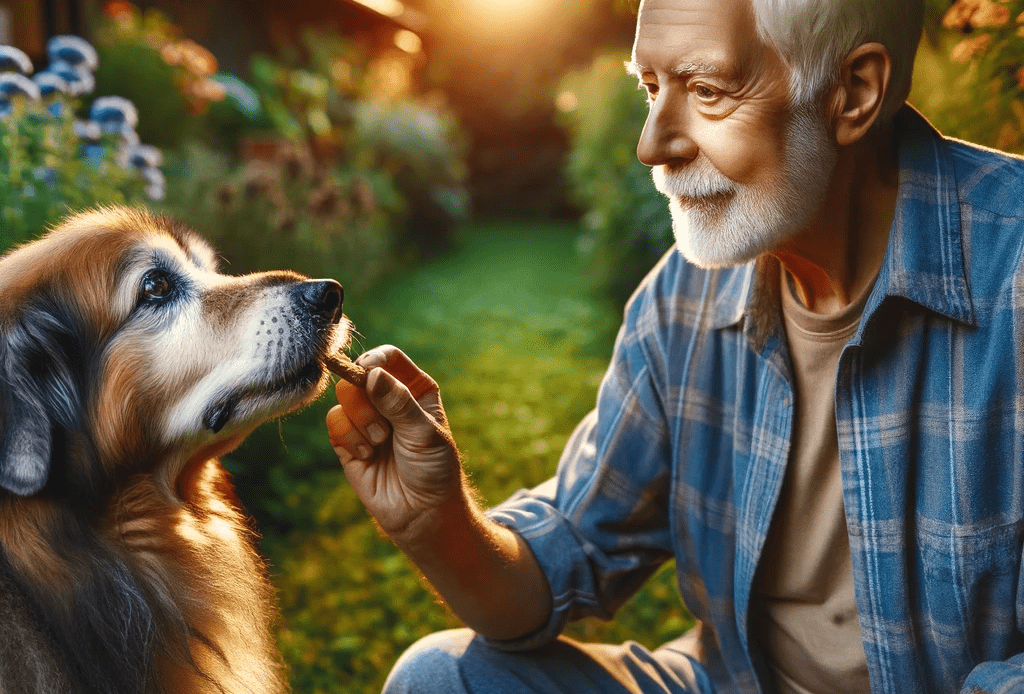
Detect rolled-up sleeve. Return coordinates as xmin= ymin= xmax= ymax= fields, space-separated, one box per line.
xmin=485 ymin=296 xmax=676 ymax=651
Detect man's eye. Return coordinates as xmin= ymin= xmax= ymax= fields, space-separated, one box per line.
xmin=141 ymin=270 xmax=172 ymax=302
xmin=640 ymin=81 xmax=659 ymax=99
xmin=692 ymin=84 xmax=719 ymax=101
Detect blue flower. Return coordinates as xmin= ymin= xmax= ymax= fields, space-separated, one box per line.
xmin=47 ymin=101 xmax=64 ymax=118
xmin=0 ymin=99 xmax=11 ymax=119
xmin=0 ymin=45 xmax=33 ymax=75
xmin=47 ymin=36 xmax=99 ymax=72
xmin=114 ymin=124 xmax=140 ymax=146
xmin=0 ymin=72 xmax=41 ymax=101
xmin=126 ymin=143 xmax=163 ymax=169
xmin=33 ymin=166 xmax=58 ymax=185
xmin=210 ymin=73 xmax=261 ymax=118
xmin=141 ymin=167 xmax=166 ymax=201
xmin=80 ymin=142 xmax=105 ymax=166
xmin=73 ymin=119 xmax=101 ymax=142
xmin=33 ymin=71 xmax=70 ymax=97
xmin=90 ymin=95 xmax=138 ymax=133
xmin=48 ymin=60 xmax=95 ymax=97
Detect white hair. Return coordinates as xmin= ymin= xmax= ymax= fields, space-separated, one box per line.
xmin=751 ymin=0 xmax=925 ymax=120
xmin=655 ymin=98 xmax=838 ymax=268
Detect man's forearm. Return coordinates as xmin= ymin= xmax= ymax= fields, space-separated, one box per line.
xmin=391 ymin=487 xmax=553 ymax=642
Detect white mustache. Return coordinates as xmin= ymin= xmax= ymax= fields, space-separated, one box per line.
xmin=652 ymin=161 xmax=737 ymax=200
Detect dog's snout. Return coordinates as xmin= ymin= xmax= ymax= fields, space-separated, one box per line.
xmin=297 ymin=279 xmax=343 ymax=323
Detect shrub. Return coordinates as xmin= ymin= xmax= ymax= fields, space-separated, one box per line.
xmin=557 ymin=50 xmax=673 ymax=308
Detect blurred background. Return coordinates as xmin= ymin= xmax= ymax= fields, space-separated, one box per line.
xmin=2 ymin=0 xmax=1022 ymax=691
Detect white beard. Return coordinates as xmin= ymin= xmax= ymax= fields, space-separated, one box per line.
xmin=653 ymin=101 xmax=838 ymax=269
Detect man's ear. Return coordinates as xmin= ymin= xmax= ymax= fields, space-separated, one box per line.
xmin=829 ymin=42 xmax=892 ymax=146
xmin=0 ymin=305 xmax=85 ymax=496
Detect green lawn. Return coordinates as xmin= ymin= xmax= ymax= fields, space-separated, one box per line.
xmin=228 ymin=220 xmax=691 ymax=694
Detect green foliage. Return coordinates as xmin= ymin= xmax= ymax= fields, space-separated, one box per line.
xmin=225 ymin=222 xmax=692 ymax=693
xmin=558 ymin=50 xmax=674 ymax=308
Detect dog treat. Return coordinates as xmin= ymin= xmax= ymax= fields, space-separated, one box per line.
xmin=325 ymin=352 xmax=368 ymax=388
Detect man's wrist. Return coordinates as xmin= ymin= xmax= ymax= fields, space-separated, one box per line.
xmin=388 ymin=481 xmax=481 ymax=561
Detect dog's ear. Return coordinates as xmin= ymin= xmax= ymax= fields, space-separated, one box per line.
xmin=0 ymin=303 xmax=85 ymax=496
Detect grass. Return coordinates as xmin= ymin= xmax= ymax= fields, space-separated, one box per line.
xmin=227 ymin=220 xmax=692 ymax=694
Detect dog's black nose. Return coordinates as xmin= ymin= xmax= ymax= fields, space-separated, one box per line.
xmin=297 ymin=279 xmax=343 ymax=323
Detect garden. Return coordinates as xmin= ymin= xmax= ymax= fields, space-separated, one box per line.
xmin=3 ymin=0 xmax=1024 ymax=692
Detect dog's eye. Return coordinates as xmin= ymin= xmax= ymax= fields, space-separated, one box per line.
xmin=141 ymin=270 xmax=172 ymax=302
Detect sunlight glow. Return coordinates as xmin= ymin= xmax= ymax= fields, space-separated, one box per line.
xmin=394 ymin=29 xmax=422 ymax=54
xmin=462 ymin=0 xmax=553 ymax=33
xmin=350 ymin=0 xmax=404 ymax=18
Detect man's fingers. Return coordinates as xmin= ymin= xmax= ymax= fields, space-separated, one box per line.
xmin=335 ymin=377 xmax=392 ymax=445
xmin=365 ymin=368 xmax=439 ymax=435
xmin=357 ymin=345 xmax=438 ymax=400
xmin=326 ymin=404 xmax=375 ymax=461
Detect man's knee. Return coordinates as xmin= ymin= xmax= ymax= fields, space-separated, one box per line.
xmin=383 ymin=628 xmax=477 ymax=694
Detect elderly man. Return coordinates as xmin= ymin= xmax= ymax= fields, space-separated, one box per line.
xmin=327 ymin=0 xmax=1024 ymax=691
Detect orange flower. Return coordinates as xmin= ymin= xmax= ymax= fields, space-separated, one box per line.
xmin=103 ymin=0 xmax=134 ymax=18
xmin=945 ymin=0 xmax=979 ymax=29
xmin=191 ymin=78 xmax=226 ymax=102
xmin=977 ymin=3 xmax=1011 ymax=26
xmin=951 ymin=33 xmax=992 ymax=62
xmin=178 ymin=39 xmax=217 ymax=77
xmin=159 ymin=42 xmax=182 ymax=66
xmin=944 ymin=0 xmax=1011 ymax=29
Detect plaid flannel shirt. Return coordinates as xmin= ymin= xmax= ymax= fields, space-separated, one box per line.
xmin=487 ymin=106 xmax=1024 ymax=693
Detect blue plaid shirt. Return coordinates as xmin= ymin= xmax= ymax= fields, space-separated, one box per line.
xmin=487 ymin=107 xmax=1024 ymax=693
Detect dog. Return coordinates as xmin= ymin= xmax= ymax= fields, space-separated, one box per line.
xmin=0 ymin=207 xmax=350 ymax=693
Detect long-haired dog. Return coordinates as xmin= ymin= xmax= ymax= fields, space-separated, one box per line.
xmin=0 ymin=207 xmax=350 ymax=693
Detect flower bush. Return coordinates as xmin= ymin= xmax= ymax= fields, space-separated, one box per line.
xmin=90 ymin=1 xmax=259 ymax=150
xmin=914 ymin=0 xmax=1024 ymax=153
xmin=0 ymin=39 xmax=163 ymax=254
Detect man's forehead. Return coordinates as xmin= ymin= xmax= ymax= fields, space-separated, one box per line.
xmin=632 ymin=0 xmax=760 ymax=66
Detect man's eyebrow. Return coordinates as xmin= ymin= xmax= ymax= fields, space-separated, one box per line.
xmin=624 ymin=59 xmax=646 ymax=78
xmin=624 ymin=59 xmax=724 ymax=79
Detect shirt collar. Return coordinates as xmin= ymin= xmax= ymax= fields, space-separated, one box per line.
xmin=709 ymin=104 xmax=976 ymax=341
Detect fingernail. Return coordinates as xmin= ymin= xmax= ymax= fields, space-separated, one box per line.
xmin=367 ymin=423 xmax=387 ymax=444
xmin=357 ymin=445 xmax=371 ymax=460
xmin=333 ymin=446 xmax=352 ymax=464
xmin=359 ymin=350 xmax=386 ymax=368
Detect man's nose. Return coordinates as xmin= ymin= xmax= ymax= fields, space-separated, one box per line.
xmin=636 ymin=90 xmax=699 ymax=168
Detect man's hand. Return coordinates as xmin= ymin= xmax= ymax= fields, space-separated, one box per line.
xmin=326 ymin=345 xmax=464 ymax=543
xmin=325 ymin=345 xmax=554 ymax=641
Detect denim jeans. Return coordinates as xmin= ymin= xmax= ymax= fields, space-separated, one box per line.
xmin=382 ymin=629 xmax=713 ymax=694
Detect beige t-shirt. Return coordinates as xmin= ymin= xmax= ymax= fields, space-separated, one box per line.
xmin=752 ymin=271 xmax=874 ymax=694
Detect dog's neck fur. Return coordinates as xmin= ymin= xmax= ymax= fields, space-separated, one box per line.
xmin=0 ymin=456 xmax=285 ymax=694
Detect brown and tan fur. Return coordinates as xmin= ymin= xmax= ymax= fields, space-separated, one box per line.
xmin=0 ymin=207 xmax=350 ymax=693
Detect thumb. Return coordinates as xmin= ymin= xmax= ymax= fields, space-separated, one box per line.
xmin=365 ymin=368 xmax=453 ymax=452
xmin=366 ymin=367 xmax=431 ymax=431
